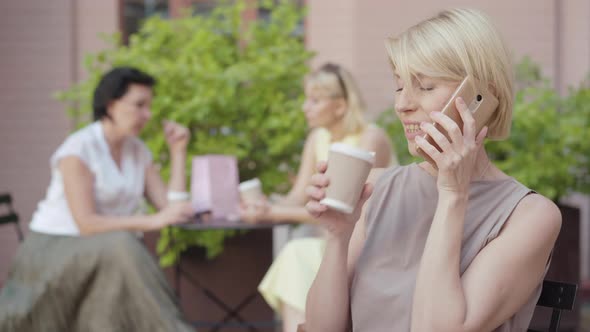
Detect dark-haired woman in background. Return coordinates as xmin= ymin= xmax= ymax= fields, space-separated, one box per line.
xmin=0 ymin=67 xmax=194 ymax=331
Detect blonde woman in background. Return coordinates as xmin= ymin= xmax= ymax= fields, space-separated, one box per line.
xmin=304 ymin=9 xmax=560 ymax=332
xmin=240 ymin=63 xmax=396 ymax=332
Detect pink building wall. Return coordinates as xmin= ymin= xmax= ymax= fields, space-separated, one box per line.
xmin=0 ymin=0 xmax=118 ymax=282
xmin=307 ymin=0 xmax=590 ymax=117
xmin=561 ymin=0 xmax=590 ymax=94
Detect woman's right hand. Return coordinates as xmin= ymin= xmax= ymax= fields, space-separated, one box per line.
xmin=305 ymin=161 xmax=373 ymax=240
xmin=163 ymin=120 xmax=190 ymax=155
xmin=151 ymin=201 xmax=194 ymax=230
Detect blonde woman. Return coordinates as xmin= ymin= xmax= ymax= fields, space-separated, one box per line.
xmin=240 ymin=63 xmax=395 ymax=332
xmin=305 ymin=9 xmax=561 ymax=332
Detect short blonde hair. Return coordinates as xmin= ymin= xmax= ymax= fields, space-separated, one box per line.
xmin=306 ymin=63 xmax=367 ymax=135
xmin=386 ymin=8 xmax=514 ymax=139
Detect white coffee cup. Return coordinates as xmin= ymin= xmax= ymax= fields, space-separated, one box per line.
xmin=319 ymin=143 xmax=375 ymax=214
xmin=239 ymin=178 xmax=263 ymax=204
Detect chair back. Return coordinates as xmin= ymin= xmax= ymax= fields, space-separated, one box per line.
xmin=528 ymin=280 xmax=577 ymax=332
xmin=0 ymin=193 xmax=24 ymax=241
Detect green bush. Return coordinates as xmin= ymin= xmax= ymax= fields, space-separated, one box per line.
xmin=562 ymin=79 xmax=590 ymax=194
xmin=56 ymin=1 xmax=313 ymax=266
xmin=485 ymin=83 xmax=574 ymax=200
xmin=378 ymin=58 xmax=589 ymax=201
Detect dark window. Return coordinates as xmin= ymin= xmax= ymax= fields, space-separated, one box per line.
xmin=122 ymin=0 xmax=169 ymax=43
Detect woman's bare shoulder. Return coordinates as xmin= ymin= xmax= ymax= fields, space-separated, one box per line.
xmin=504 ymin=193 xmax=562 ymax=243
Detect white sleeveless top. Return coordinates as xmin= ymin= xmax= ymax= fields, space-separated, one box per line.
xmin=29 ymin=122 xmax=152 ymax=236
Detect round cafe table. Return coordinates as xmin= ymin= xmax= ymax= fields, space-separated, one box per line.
xmin=172 ymin=217 xmax=295 ymax=331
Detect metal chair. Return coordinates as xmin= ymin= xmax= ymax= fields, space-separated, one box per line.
xmin=528 ymin=280 xmax=578 ymax=332
xmin=0 ymin=193 xmax=24 ymax=242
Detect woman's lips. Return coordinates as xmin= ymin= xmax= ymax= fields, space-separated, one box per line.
xmin=404 ymin=122 xmax=425 ymax=140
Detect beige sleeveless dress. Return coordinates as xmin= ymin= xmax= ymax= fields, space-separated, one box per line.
xmin=350 ymin=163 xmax=542 ymax=332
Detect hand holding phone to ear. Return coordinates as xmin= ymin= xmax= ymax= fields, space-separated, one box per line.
xmin=416 ymin=75 xmax=498 ymax=167
xmin=416 ymin=97 xmax=489 ymax=194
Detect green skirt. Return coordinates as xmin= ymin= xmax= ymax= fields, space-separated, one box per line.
xmin=0 ymin=231 xmax=193 ymax=332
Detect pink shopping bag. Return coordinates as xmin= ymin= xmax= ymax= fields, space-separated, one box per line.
xmin=190 ymin=155 xmax=240 ymax=223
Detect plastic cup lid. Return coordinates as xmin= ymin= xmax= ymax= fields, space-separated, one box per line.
xmin=239 ymin=178 xmax=262 ymax=191
xmin=330 ymin=143 xmax=376 ymax=164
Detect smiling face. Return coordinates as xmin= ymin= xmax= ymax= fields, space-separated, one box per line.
xmin=386 ymin=9 xmax=515 ymax=142
xmin=394 ymin=74 xmax=459 ymax=156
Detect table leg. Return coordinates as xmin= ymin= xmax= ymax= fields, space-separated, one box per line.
xmin=175 ymin=261 xmax=181 ymax=299
xmin=213 ymin=292 xmax=260 ymax=331
xmin=179 ymin=264 xmax=257 ymax=330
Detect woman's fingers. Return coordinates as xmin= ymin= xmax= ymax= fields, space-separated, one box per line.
xmin=421 ymin=121 xmax=453 ymax=152
xmin=476 ymin=126 xmax=488 ymax=148
xmin=163 ymin=120 xmax=174 ymax=135
xmin=305 ymin=185 xmax=326 ymax=201
xmin=310 ymin=173 xmax=329 ymax=187
xmin=306 ymin=200 xmax=328 ymax=217
xmin=415 ymin=136 xmax=442 ymax=164
xmin=163 ymin=120 xmax=190 ymax=142
xmin=455 ymin=97 xmax=476 ymax=142
xmin=430 ymin=111 xmax=463 ymax=146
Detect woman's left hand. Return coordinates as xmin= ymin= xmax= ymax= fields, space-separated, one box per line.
xmin=163 ymin=120 xmax=190 ymax=155
xmin=415 ymin=97 xmax=488 ymax=196
xmin=239 ymin=199 xmax=271 ymax=224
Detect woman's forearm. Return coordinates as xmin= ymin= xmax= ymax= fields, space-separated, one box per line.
xmin=278 ymin=191 xmax=306 ymax=207
xmin=306 ymin=236 xmax=352 ymax=332
xmin=411 ymin=193 xmax=469 ymax=331
xmin=168 ymin=151 xmax=186 ymax=192
xmin=266 ymin=205 xmax=318 ymax=224
xmin=76 ymin=213 xmax=159 ymax=236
